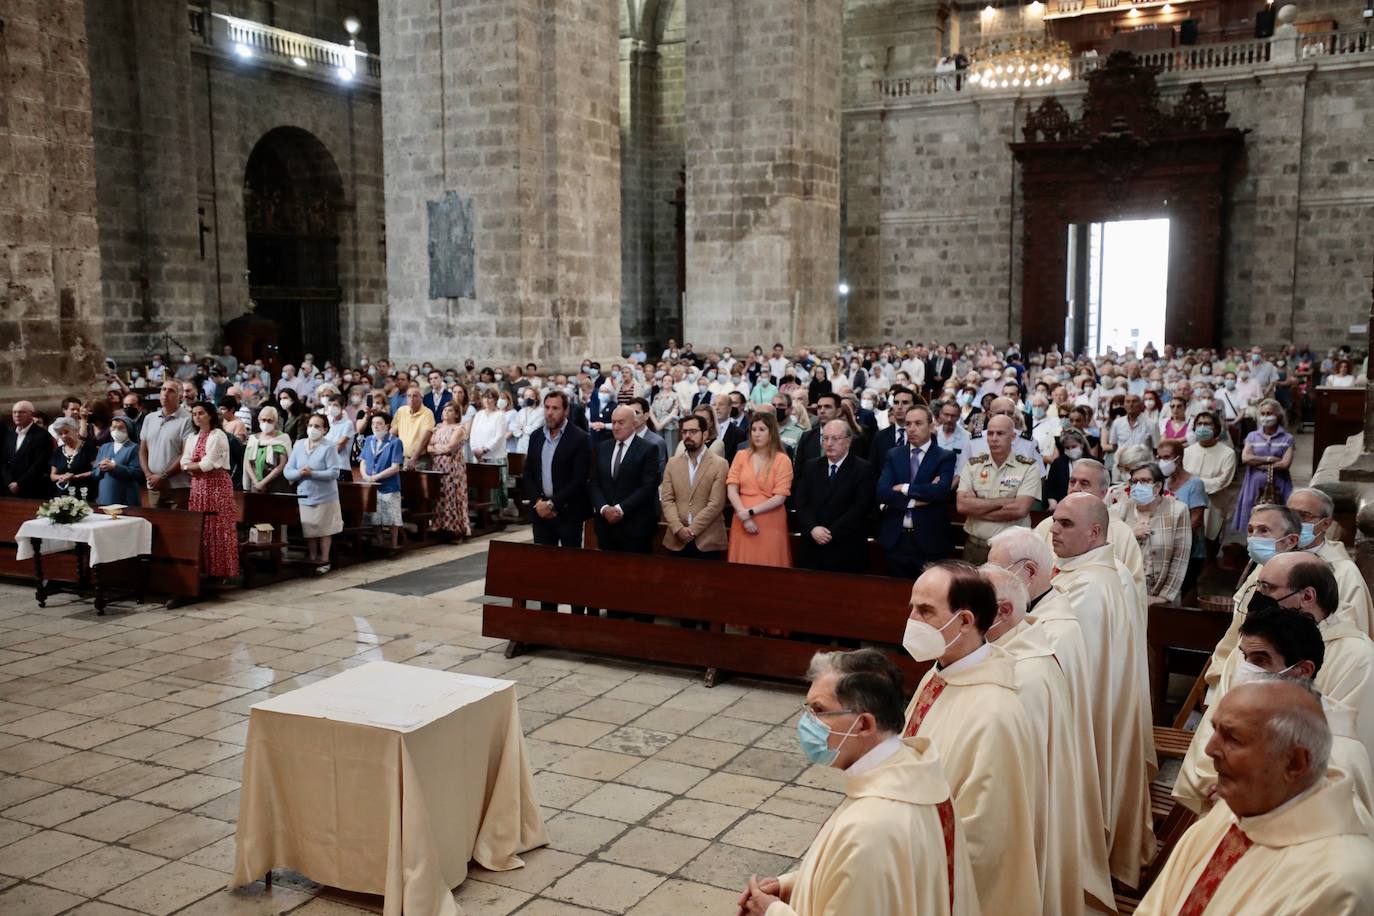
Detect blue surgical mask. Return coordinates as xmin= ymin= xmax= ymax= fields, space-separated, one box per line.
xmin=1247 ymin=536 xmax=1280 ymax=566
xmin=1130 ymin=483 xmax=1156 ymax=506
xmin=1299 ymin=522 xmax=1320 ymax=549
xmin=796 ymin=710 xmax=858 ymax=767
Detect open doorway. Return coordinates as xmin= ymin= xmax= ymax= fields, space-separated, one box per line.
xmin=1064 ymin=218 xmax=1170 ymax=356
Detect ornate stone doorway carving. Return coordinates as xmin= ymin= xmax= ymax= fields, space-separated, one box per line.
xmin=1011 ymin=52 xmax=1245 ymax=353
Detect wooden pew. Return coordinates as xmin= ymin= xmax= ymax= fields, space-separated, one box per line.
xmin=1145 ymin=602 xmax=1233 ymax=726
xmin=466 ymin=462 xmax=506 ymax=534
xmin=505 ymin=453 xmax=530 ymax=519
xmin=233 ymin=491 xmax=300 ymax=586
xmin=400 ymin=469 xmax=446 ymax=544
xmin=481 ymin=541 xmax=928 ymax=689
xmin=337 ymin=481 xmax=378 ymax=561
xmin=0 ymin=498 xmax=204 ymax=607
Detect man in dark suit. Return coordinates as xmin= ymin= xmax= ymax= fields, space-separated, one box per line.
xmin=589 ymin=405 xmax=662 ymax=554
xmin=868 ymin=386 xmax=916 ymax=475
xmin=793 ymin=393 xmax=841 ymax=483
xmin=523 ymin=390 xmax=593 ymax=612
xmin=690 ymin=378 xmax=712 ymax=412
xmin=423 ymin=371 xmax=454 ymax=423
xmin=714 ymin=397 xmax=747 ymax=466
xmin=926 ymin=347 xmax=955 ymax=400
xmin=629 ymin=397 xmax=669 ymax=475
xmin=2 ymin=401 xmax=55 ymax=499
xmin=876 ymin=405 xmax=956 ymax=579
xmin=795 ymin=420 xmax=876 ymax=573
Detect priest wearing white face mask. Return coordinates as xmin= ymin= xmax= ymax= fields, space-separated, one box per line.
xmin=1173 ymin=604 xmax=1374 ymax=815
xmin=1050 ymin=492 xmax=1157 ymax=887
xmin=900 ymin=561 xmax=1042 ymax=915
xmin=737 ymin=649 xmax=979 ymax=916
xmin=982 ymin=564 xmax=1115 ymax=915
xmin=1287 ymin=487 xmax=1373 ymax=638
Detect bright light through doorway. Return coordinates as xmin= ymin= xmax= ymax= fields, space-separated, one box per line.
xmin=1090 ymin=218 xmax=1169 ymax=356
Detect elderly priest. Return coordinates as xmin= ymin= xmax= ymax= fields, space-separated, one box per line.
xmin=1137 ymin=677 xmax=1374 ymax=915
xmin=736 ymin=649 xmax=979 ymax=916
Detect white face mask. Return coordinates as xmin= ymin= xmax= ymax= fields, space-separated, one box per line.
xmin=1232 ymin=659 xmax=1295 ymax=688
xmin=111 ymin=429 xmax=129 ymax=444
xmin=1157 ymin=458 xmax=1177 ymax=477
xmin=327 ymin=404 xmax=342 ymax=418
xmin=307 ymin=427 xmax=324 ymax=442
xmin=259 ymin=421 xmax=275 ymax=434
xmin=902 ymin=614 xmax=962 ymax=663
xmin=497 ymin=398 xmax=509 ymax=410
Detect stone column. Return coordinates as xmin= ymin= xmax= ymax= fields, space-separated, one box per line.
xmin=0 ymin=0 xmax=105 ymax=405
xmin=380 ymin=0 xmax=622 ymax=369
xmin=684 ymin=0 xmax=842 ymax=350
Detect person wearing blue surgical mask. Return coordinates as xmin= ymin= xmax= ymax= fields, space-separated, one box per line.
xmin=739 ymin=647 xmax=976 ymax=916
xmin=1287 ymin=487 xmax=1374 ymax=634
xmin=1243 ymin=503 xmax=1301 ymax=568
xmin=1112 ymin=463 xmax=1192 ymax=605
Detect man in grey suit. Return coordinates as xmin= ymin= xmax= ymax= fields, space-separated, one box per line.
xmin=630 ymin=397 xmax=669 ymax=475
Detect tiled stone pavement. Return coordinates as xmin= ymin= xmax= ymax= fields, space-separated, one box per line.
xmin=0 ymin=529 xmax=836 ymax=915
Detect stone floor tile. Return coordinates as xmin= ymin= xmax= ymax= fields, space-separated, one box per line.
xmin=543 ymin=811 xmax=628 ymax=856
xmin=522 ymin=739 xmax=578 ymax=772
xmin=134 ymin=773 xmax=239 ymax=810
xmin=101 ymin=859 xmax=230 ymax=915
xmin=757 ymin=784 xmax=843 ymax=824
xmin=686 ymin=715 xmax=773 ymax=745
xmin=562 ymin=697 xmax=652 ymax=725
xmin=625 ymin=877 xmax=741 ymax=915
xmin=158 ymin=709 xmax=246 ymax=738
xmin=195 ymin=754 xmax=245 ymax=781
xmin=95 ymin=728 xmax=193 ymax=761
xmin=192 ymin=787 xmax=241 ymax=822
xmin=685 ymin=772 xmax=784 ymax=809
xmin=613 ymin=759 xmax=710 ymax=795
xmin=517 ymin=690 xmax=590 ymax=717
xmin=651 ymin=735 xmax=743 ymax=769
xmin=110 ymin=701 xmax=202 ymax=727
xmin=529 ymin=717 xmax=617 ymax=748
xmin=0 ymin=775 xmax=61 ymax=809
xmin=628 ymin=705 xmax=711 ymax=735
xmin=468 ymin=846 xmax=582 ymax=894
xmin=531 ymin=771 xmax=601 ymax=810
xmin=0 ymin=738 xmax=76 ymax=774
xmin=21 ymin=749 xmax=127 ymax=785
xmin=4 ymin=786 xmax=114 ymax=828
xmin=45 ymin=718 xmax=145 ymax=751
xmin=546 ymin=748 xmax=641 ymax=782
xmin=601 ymin=680 xmax=683 ymax=707
xmin=678 ymin=842 xmax=794 ymax=891
xmin=123 ymin=812 xmax=236 ymax=858
xmin=542 ymin=861 xmax=663 ymax=912
xmin=588 ymin=726 xmax=677 ymax=759
xmin=720 ymin=691 xmax=802 ymax=724
xmin=0 ymin=829 xmax=103 ymax=878
xmin=791 ymin=763 xmax=846 ymax=793
xmin=600 ymin=826 xmax=709 ymax=874
xmin=552 ymin=674 xmax=626 ymax=697
xmin=60 ymin=799 xmax=177 ymax=842
xmin=509 ymin=900 xmax=602 ymax=916
xmin=569 ymin=783 xmax=672 ymax=823
xmin=34 ymin=843 xmax=167 ymax=896
xmin=720 ymin=812 xmax=820 ymax=858
xmin=0 ymin=709 xmax=92 ymax=739
xmin=0 ymin=881 xmax=86 ymax=916
xmin=77 ymin=762 xmax=185 ymax=797
xmin=0 ymin=816 xmax=39 ymax=849
xmin=720 ymin=747 xmax=808 ymax=782
xmin=149 ymin=738 xmax=242 ymax=771
xmin=169 ymin=883 xmax=315 ymax=915
xmin=645 ymin=799 xmax=748 ymax=840
xmin=62 ymin=901 xmax=147 ymax=915
xmin=450 ymin=878 xmax=531 ymax=916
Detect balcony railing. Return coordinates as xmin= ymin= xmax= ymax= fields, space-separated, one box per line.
xmin=188 ymin=4 xmax=380 ymax=87
xmin=869 ymin=29 xmax=1374 ymax=102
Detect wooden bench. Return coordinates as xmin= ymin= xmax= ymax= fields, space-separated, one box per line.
xmin=466 ymin=462 xmax=506 ymax=535
xmin=337 ymin=481 xmax=378 ymax=560
xmin=233 ymin=491 xmax=302 ymax=586
xmin=400 ymin=469 xmax=446 ymax=544
xmin=1145 ymin=602 xmax=1232 ymax=726
xmin=481 ymin=540 xmax=928 ymax=689
xmin=505 ymin=453 xmax=530 ymax=519
xmin=0 ymin=498 xmax=204 ymax=608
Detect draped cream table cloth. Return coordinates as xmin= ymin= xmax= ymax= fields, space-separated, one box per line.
xmin=232 ymin=661 xmax=547 ymax=916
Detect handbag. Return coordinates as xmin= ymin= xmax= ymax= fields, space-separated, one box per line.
xmin=1257 ymin=462 xmax=1279 ymax=505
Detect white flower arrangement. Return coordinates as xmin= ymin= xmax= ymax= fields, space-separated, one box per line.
xmin=36 ymin=495 xmax=93 ymax=525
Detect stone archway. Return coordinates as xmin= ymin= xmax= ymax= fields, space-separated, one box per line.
xmin=243 ymin=126 xmax=346 ymax=365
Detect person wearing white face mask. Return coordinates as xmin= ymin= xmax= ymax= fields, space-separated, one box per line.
xmin=90 ymin=416 xmax=144 ymax=507
xmin=1110 ymin=462 xmax=1191 ymax=605
xmin=1233 ymin=398 xmax=1294 ymax=535
xmin=736 ymin=648 xmax=979 ymax=916
xmin=900 ymin=561 xmax=1042 ymax=916
xmin=243 ymin=406 xmax=291 ymax=493
xmin=322 ymin=395 xmax=355 ymax=458
xmin=284 ymin=413 xmax=345 ymax=573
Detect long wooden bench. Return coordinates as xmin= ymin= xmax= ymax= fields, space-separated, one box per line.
xmin=466 ymin=462 xmax=506 ymax=535
xmin=481 ymin=540 xmax=928 ymax=689
xmin=0 ymin=497 xmax=204 ymax=608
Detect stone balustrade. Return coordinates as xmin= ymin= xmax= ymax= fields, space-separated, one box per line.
xmin=187 ymin=4 xmax=381 ymax=86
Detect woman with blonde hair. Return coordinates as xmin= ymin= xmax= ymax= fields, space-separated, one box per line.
xmin=726 ymin=412 xmax=792 ymax=567
xmin=243 ymin=405 xmax=291 ymax=493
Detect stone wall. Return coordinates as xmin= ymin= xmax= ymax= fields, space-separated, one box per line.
xmin=381 ymin=0 xmax=622 ymax=369
xmin=844 ymin=60 xmax=1374 ymax=350
xmin=0 ymin=0 xmax=105 ymax=405
xmin=81 ymin=0 xmax=386 ymax=365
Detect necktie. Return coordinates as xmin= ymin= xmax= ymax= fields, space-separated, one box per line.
xmin=1177 ymin=824 xmax=1253 ymax=916
xmin=829 ymin=464 xmax=837 ymax=480
xmin=897 ymin=429 xmax=906 ymax=447
xmin=904 ymin=446 xmax=924 ymax=528
xmin=903 ymin=673 xmax=946 ymax=737
xmin=612 ymin=442 xmax=623 ymax=478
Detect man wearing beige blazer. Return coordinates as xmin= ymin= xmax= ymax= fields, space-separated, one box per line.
xmin=660 ymin=414 xmax=729 ymax=560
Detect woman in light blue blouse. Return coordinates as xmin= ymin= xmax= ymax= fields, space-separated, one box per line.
xmin=360 ymin=412 xmax=405 ymax=549
xmin=283 ymin=413 xmax=346 ymax=573
xmin=89 ymin=415 xmax=143 ymax=507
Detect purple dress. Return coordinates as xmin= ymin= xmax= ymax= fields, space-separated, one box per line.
xmin=1231 ymin=426 xmax=1294 ymax=531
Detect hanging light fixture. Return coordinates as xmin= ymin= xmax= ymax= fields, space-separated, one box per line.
xmin=966 ymin=0 xmax=1071 ymax=91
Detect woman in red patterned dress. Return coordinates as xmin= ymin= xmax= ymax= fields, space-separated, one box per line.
xmin=180 ymin=401 xmax=239 ymax=580
xmin=427 ymin=401 xmax=472 ymax=539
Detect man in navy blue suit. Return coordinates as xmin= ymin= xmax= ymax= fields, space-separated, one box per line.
xmin=523 ymin=390 xmax=593 ymax=611
xmin=875 ymin=405 xmax=956 ymax=579
xmin=422 ymin=371 xmax=453 ymax=423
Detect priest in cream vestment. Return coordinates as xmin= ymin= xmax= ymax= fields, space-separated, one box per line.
xmin=1049 ymin=493 xmax=1156 ymax=886
xmin=1288 ymin=488 xmax=1373 ymax=637
xmin=1175 ymin=602 xmax=1374 ymax=813
xmin=1138 ymin=678 xmax=1374 ymax=915
xmin=1033 ymin=456 xmax=1144 ymax=591
xmin=900 ymin=562 xmax=1041 ymax=916
xmin=738 ymin=649 xmax=980 ymax=916
xmin=983 ymin=563 xmax=1115 ymax=914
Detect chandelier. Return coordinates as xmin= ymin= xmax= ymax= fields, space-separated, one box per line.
xmin=967 ymin=2 xmax=1072 ymax=90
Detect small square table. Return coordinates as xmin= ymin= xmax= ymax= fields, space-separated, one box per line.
xmin=232 ymin=661 xmax=547 ymax=916
xmin=15 ymin=515 xmax=154 ymax=613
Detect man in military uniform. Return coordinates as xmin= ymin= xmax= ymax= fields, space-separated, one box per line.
xmin=956 ymin=414 xmax=1041 ymax=565
xmin=961 ymin=396 xmax=1046 ymax=481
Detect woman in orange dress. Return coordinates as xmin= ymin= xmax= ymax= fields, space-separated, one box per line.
xmin=726 ymin=412 xmax=793 ymax=567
